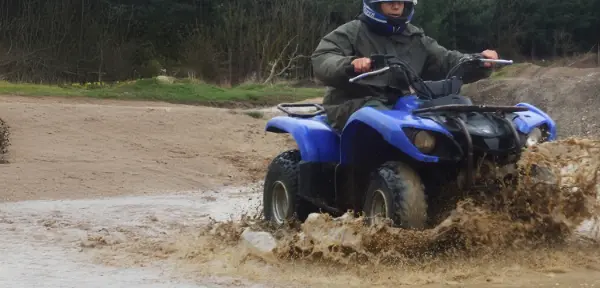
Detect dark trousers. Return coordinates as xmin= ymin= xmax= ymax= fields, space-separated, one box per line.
xmin=323 ymin=96 xmax=392 ymax=132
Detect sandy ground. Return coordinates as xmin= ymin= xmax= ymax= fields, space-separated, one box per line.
xmin=2 ymin=93 xmax=600 ymax=287
xmin=0 ymin=95 xmax=292 ymax=202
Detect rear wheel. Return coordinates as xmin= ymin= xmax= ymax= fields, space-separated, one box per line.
xmin=362 ymin=161 xmax=428 ymax=229
xmin=263 ymin=149 xmax=312 ymax=225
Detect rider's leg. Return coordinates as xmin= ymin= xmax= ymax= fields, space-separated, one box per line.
xmin=324 ymin=97 xmax=391 ymax=132
xmin=363 ymin=98 xmax=391 ymax=110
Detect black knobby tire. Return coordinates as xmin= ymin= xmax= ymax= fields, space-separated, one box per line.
xmin=263 ymin=149 xmax=311 ymax=225
xmin=362 ymin=161 xmax=428 ymax=229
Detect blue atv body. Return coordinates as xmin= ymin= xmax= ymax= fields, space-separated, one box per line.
xmin=266 ymin=96 xmax=555 ymax=164
xmin=262 ymin=55 xmax=556 ymax=229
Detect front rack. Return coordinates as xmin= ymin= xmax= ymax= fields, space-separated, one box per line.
xmin=413 ymin=104 xmax=529 ymax=190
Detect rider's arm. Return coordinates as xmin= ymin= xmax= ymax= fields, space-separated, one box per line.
xmin=311 ymin=22 xmax=358 ymax=87
xmin=420 ymin=35 xmax=491 ymax=83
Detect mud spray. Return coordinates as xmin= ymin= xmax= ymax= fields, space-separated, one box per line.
xmin=96 ymin=138 xmax=600 ymax=287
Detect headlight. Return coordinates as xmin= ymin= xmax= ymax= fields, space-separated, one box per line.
xmin=413 ymin=130 xmax=436 ymax=153
xmin=525 ymin=127 xmax=543 ymax=147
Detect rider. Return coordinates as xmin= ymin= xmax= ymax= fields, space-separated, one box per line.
xmin=311 ymin=0 xmax=499 ymax=132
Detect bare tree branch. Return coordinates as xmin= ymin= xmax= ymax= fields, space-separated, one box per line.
xmin=0 ymin=46 xmax=53 ymax=67
xmin=263 ymin=36 xmax=308 ymax=84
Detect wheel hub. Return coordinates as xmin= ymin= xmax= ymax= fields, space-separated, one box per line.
xmin=271 ymin=181 xmax=290 ymax=224
xmin=369 ymin=189 xmax=388 ymax=225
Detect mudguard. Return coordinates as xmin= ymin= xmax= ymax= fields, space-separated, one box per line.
xmin=265 ymin=115 xmax=340 ymax=163
xmin=514 ymin=103 xmax=557 ymax=140
xmin=340 ymin=107 xmax=453 ymax=164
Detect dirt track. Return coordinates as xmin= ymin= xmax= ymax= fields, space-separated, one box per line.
xmin=2 ymin=81 xmax=600 ymax=287
xmin=0 ymin=95 xmax=292 ymax=201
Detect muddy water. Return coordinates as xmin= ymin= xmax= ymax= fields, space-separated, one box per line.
xmin=0 ymin=184 xmax=265 ymax=287
xmin=3 ymin=138 xmax=600 ymax=287
xmin=145 ymin=138 xmax=600 ymax=287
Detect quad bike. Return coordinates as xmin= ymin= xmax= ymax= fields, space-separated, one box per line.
xmin=262 ymin=54 xmax=557 ymax=229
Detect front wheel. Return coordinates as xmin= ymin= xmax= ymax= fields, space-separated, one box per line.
xmin=263 ymin=150 xmax=311 ymax=226
xmin=362 ymin=161 xmax=428 ymax=229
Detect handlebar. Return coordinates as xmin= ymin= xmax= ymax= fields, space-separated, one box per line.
xmin=347 ymin=56 xmax=513 ymax=83
xmin=479 ymin=59 xmax=513 ymax=65
xmin=349 ymin=66 xmax=390 ymax=83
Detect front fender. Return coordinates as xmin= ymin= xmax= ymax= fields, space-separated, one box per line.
xmin=340 ymin=107 xmax=453 ymax=164
xmin=514 ymin=103 xmax=557 ymax=140
xmin=265 ymin=116 xmax=340 ymax=163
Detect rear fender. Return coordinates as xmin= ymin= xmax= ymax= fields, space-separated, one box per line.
xmin=265 ymin=115 xmax=340 ymax=163
xmin=514 ymin=103 xmax=557 ymax=140
xmin=340 ymin=107 xmax=453 ymax=164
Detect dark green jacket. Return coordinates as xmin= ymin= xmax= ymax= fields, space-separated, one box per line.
xmin=311 ymin=18 xmax=491 ymax=105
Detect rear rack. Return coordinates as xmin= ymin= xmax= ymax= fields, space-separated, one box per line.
xmin=277 ymin=103 xmax=326 ymax=118
xmin=413 ymin=104 xmax=529 ymax=114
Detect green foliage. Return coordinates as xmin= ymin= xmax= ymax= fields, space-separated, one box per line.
xmin=0 ymin=78 xmax=325 ymax=106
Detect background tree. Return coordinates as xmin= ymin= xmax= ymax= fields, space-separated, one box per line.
xmin=0 ymin=0 xmax=598 ymax=84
